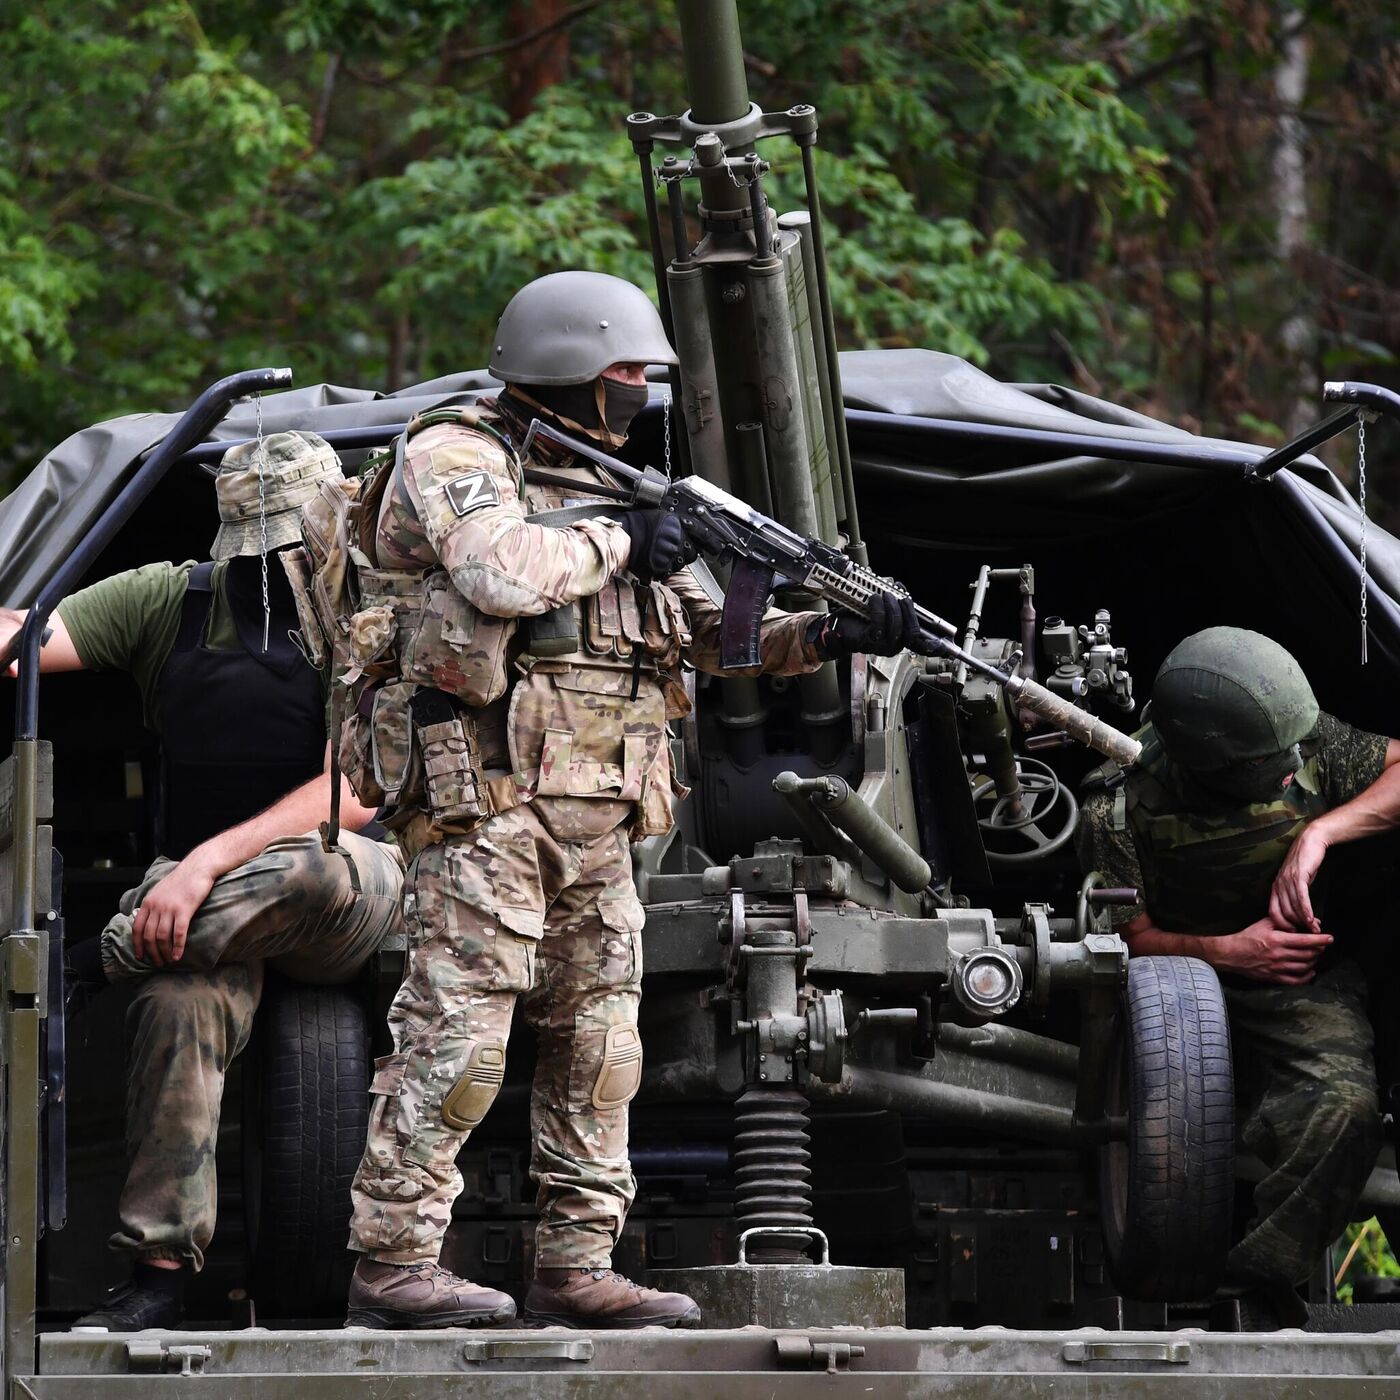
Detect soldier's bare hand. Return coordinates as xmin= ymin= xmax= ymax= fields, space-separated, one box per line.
xmin=1269 ymin=824 xmax=1329 ymax=934
xmin=131 ymin=858 xmax=218 ymax=966
xmin=1214 ymin=918 xmax=1332 ymax=985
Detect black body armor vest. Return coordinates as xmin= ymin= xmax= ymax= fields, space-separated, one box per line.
xmin=154 ymin=562 xmax=326 ymax=859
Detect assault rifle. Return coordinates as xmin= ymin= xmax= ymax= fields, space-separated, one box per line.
xmin=521 ymin=417 xmax=1142 ymax=767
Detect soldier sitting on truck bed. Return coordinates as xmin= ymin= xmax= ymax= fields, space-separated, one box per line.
xmin=1076 ymin=626 xmax=1400 ymax=1327
xmin=0 ymin=432 xmax=405 ymax=1331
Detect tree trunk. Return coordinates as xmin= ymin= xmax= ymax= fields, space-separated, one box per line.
xmin=1273 ymin=7 xmax=1315 ymax=437
xmin=506 ymin=1 xmax=573 ymax=122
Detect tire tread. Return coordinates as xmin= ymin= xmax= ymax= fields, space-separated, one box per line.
xmin=249 ymin=977 xmax=369 ymax=1317
xmin=1100 ymin=955 xmax=1235 ymax=1301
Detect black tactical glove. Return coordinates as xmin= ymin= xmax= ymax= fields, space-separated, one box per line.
xmin=618 ymin=508 xmax=699 ymax=582
xmin=809 ymin=590 xmax=927 ymax=660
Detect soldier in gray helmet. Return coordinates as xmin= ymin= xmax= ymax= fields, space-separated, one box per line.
xmin=1078 ymin=625 xmax=1400 ymax=1324
xmin=342 ymin=270 xmax=929 ymax=1329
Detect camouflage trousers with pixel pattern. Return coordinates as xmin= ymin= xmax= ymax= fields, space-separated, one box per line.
xmin=348 ymin=803 xmax=645 ymax=1270
xmin=1225 ymin=959 xmax=1383 ymax=1291
xmin=103 ymin=830 xmax=405 ymax=1269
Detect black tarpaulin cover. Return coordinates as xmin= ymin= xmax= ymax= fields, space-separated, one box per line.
xmin=2 ymin=350 xmax=1393 ymax=670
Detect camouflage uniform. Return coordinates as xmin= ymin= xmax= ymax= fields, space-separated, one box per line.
xmin=347 ymin=398 xmax=823 ymax=1268
xmin=63 ymin=434 xmax=410 ymax=1276
xmin=1077 ymin=711 xmax=1389 ymax=1291
xmin=102 ymin=830 xmax=404 ymax=1269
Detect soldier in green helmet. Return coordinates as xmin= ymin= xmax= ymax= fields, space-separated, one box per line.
xmin=1077 ymin=625 xmax=1400 ymax=1322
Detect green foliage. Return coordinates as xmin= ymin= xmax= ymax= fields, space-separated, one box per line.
xmin=352 ymin=86 xmax=652 ymax=356
xmin=1 ymin=0 xmax=1397 ymax=505
xmin=1337 ymin=1218 xmax=1400 ymax=1305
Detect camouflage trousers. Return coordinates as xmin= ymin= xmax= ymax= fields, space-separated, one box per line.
xmin=1225 ymin=959 xmax=1382 ymax=1290
xmin=349 ymin=803 xmax=645 ymax=1270
xmin=103 ymin=831 xmax=405 ymax=1269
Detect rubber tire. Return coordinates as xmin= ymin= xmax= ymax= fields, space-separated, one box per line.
xmin=244 ymin=975 xmax=371 ymax=1318
xmin=1098 ymin=955 xmax=1235 ymax=1302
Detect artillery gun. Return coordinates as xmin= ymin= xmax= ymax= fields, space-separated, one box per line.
xmin=4 ymin=0 xmax=1400 ymax=1391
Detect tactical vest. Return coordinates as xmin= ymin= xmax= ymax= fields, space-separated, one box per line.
xmin=1121 ymin=723 xmax=1329 ymax=935
xmin=334 ymin=407 xmax=691 ymax=853
xmin=156 ymin=562 xmax=326 ymax=860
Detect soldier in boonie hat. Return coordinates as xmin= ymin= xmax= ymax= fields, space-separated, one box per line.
xmin=212 ymin=431 xmax=342 ymax=560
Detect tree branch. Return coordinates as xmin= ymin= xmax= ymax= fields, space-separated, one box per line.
xmin=311 ymin=52 xmax=340 ymax=152
xmin=447 ymin=0 xmax=600 ymax=65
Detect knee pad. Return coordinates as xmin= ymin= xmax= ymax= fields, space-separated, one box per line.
xmin=441 ymin=1041 xmax=507 ymax=1130
xmin=592 ymin=1023 xmax=643 ymax=1110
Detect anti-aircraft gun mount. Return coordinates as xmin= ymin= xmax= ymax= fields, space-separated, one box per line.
xmin=9 ymin=0 xmax=1400 ymax=1390
xmin=608 ymin=0 xmax=1216 ymax=1327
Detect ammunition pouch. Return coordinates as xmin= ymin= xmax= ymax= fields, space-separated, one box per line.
xmin=402 ymin=570 xmax=516 ymax=707
xmin=527 ymin=603 xmax=580 ymax=657
xmin=579 ymin=579 xmax=690 ymax=667
xmin=410 ymin=687 xmax=491 ymax=827
xmin=279 ymin=545 xmax=328 ymax=669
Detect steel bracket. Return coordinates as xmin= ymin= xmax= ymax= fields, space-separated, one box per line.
xmin=462 ymin=1338 xmax=594 ymax=1363
xmin=125 ymin=1342 xmax=211 ymax=1375
xmin=775 ymin=1335 xmax=866 ymax=1372
xmin=1062 ymin=1339 xmax=1191 ymax=1365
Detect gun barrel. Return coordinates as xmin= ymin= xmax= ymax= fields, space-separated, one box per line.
xmin=774 ymin=771 xmax=931 ymax=894
xmin=921 ymin=631 xmax=1142 ymax=768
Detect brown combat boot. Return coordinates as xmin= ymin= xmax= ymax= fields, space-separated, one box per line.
xmin=525 ymin=1267 xmax=701 ymax=1329
xmin=346 ymin=1257 xmax=516 ymax=1329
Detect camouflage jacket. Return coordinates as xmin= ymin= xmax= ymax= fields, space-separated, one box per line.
xmin=1076 ymin=712 xmax=1388 ymax=934
xmin=364 ymin=398 xmax=824 ymax=841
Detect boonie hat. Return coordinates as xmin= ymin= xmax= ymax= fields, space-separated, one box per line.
xmin=212 ymin=431 xmax=342 ymax=560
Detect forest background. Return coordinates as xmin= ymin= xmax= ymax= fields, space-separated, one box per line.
xmin=3 ymin=0 xmax=1399 ymax=1289
xmin=3 ymin=0 xmax=1400 ymax=511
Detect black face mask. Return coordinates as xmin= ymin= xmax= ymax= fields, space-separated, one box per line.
xmin=1194 ymin=744 xmax=1304 ymax=806
xmin=527 ymin=382 xmax=604 ymax=434
xmin=224 ymin=551 xmax=302 ymax=668
xmin=524 ymin=377 xmax=648 ymax=443
xmin=600 ymin=378 xmax=648 ymax=437
xmin=226 ymin=552 xmax=296 ymax=611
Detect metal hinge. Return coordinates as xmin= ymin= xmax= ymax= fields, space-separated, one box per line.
xmin=125 ymin=1341 xmax=211 ymax=1375
xmin=1062 ymin=1339 xmax=1191 ymax=1365
xmin=775 ymin=1336 xmax=866 ymax=1373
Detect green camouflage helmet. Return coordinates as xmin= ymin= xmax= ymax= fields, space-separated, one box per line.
xmin=1151 ymin=626 xmax=1319 ymax=772
xmin=488 ymin=272 xmax=678 ymax=386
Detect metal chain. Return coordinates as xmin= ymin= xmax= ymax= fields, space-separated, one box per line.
xmin=662 ymin=386 xmax=673 ymax=481
xmin=1359 ymin=417 xmax=1369 ymax=666
xmin=254 ymin=391 xmax=270 ymax=653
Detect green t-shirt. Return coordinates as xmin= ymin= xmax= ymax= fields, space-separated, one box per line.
xmin=57 ymin=560 xmax=239 ymax=730
xmin=1076 ymin=711 xmax=1390 ymax=929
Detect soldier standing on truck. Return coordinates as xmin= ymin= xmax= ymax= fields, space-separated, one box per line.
xmin=1077 ymin=626 xmax=1400 ymax=1326
xmin=342 ymin=270 xmax=929 ymax=1329
xmin=0 ymin=433 xmax=405 ymax=1331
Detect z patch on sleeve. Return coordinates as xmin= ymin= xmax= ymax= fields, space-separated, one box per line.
xmin=444 ymin=471 xmax=502 ymax=517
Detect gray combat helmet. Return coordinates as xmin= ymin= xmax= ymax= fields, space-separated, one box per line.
xmin=488 ymin=271 xmax=678 ymax=386
xmin=1151 ymin=626 xmax=1319 ymax=772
